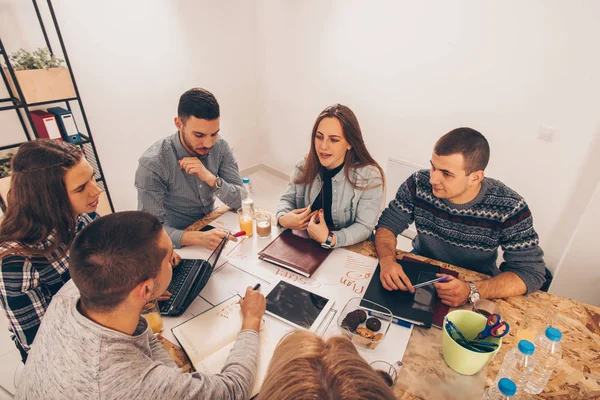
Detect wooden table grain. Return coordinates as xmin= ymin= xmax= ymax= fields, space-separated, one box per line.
xmin=164 ymin=206 xmax=600 ymax=399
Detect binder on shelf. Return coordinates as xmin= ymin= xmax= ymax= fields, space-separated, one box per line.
xmin=30 ymin=110 xmax=62 ymax=141
xmin=46 ymin=107 xmax=82 ymax=144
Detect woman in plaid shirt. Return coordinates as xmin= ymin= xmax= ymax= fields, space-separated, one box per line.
xmin=0 ymin=140 xmax=102 ymax=362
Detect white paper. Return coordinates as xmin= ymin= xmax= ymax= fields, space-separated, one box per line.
xmin=174 ymin=295 xmax=294 ymax=398
xmin=199 ymin=263 xmax=272 ymax=306
xmin=172 ymin=295 xmax=243 ymax=364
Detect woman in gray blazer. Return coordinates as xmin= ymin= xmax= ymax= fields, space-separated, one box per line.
xmin=276 ymin=104 xmax=385 ymax=248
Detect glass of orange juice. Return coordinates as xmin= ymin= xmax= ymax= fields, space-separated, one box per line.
xmin=237 ymin=208 xmax=254 ymax=237
xmin=515 ymin=307 xmax=553 ymax=344
xmin=141 ymin=300 xmax=163 ymax=334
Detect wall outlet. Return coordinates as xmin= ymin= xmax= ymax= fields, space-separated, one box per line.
xmin=538 ymin=126 xmax=560 ymax=142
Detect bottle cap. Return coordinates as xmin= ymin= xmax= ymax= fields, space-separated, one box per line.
xmin=243 ymin=177 xmax=250 ymax=184
xmin=518 ymin=339 xmax=535 ymax=355
xmin=545 ymin=327 xmax=562 ymax=342
xmin=498 ymin=378 xmax=517 ymax=396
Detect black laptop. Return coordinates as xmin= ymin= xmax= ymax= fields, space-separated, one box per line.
xmin=159 ymin=232 xmax=229 ymax=317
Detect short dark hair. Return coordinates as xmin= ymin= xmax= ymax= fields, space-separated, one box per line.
xmin=69 ymin=211 xmax=168 ymax=312
xmin=177 ymin=87 xmax=220 ymax=123
xmin=434 ymin=127 xmax=490 ymax=174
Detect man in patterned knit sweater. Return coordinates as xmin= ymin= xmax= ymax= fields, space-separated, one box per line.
xmin=375 ymin=128 xmax=546 ymax=307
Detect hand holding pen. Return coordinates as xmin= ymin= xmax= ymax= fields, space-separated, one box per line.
xmin=240 ymin=283 xmax=266 ymax=333
xmin=434 ymin=274 xmax=473 ymax=308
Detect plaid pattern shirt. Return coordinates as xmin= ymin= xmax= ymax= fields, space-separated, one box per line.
xmin=0 ymin=213 xmax=98 ymax=353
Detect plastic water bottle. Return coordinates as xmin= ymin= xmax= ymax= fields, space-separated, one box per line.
xmin=241 ymin=177 xmax=255 ymax=215
xmin=525 ymin=327 xmax=563 ymax=395
xmin=493 ymin=340 xmax=536 ymax=396
xmin=483 ymin=378 xmax=517 ymax=399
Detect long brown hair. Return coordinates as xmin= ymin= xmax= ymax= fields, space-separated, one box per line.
xmin=258 ymin=331 xmax=396 ymax=400
xmin=295 ymin=104 xmax=385 ymax=191
xmin=0 ymin=140 xmax=83 ymax=258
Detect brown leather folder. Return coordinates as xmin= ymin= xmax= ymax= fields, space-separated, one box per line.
xmin=257 ymin=229 xmax=332 ymax=277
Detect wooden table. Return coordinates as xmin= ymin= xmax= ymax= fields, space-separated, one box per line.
xmin=167 ymin=206 xmax=600 ymax=400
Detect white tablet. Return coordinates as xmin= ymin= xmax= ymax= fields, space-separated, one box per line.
xmin=265 ymin=280 xmax=334 ymax=332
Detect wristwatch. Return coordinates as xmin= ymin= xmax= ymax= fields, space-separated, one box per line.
xmin=212 ymin=176 xmax=223 ymax=191
xmin=467 ymin=282 xmax=481 ymax=304
xmin=321 ymin=232 xmax=334 ymax=249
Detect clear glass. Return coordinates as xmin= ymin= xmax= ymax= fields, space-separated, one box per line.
xmin=255 ymin=211 xmax=272 ymax=238
xmin=141 ymin=300 xmax=163 ymax=334
xmin=237 ymin=207 xmax=254 ymax=237
xmin=370 ymin=360 xmax=402 ymax=387
xmin=515 ymin=307 xmax=554 ymax=344
xmin=337 ymin=297 xmax=393 ymax=350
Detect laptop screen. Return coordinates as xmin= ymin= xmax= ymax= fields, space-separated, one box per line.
xmin=205 ymin=232 xmax=229 ymax=268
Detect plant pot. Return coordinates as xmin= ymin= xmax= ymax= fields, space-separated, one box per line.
xmin=3 ymin=67 xmax=76 ymax=104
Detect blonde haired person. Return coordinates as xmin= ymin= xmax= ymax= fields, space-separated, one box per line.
xmin=258 ymin=331 xmax=395 ymax=400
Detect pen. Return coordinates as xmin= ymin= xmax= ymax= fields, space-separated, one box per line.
xmin=391 ymin=317 xmax=412 ymax=329
xmin=413 ymin=275 xmax=450 ymax=289
xmin=234 ymin=231 xmax=246 ymax=238
xmin=252 ymin=283 xmax=261 ymax=291
xmin=368 ymin=310 xmax=413 ymax=329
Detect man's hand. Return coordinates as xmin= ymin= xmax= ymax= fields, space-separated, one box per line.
xmin=199 ymin=228 xmax=237 ymax=250
xmin=179 ymin=157 xmax=216 ymax=186
xmin=240 ymin=286 xmax=266 ymax=332
xmin=157 ymin=252 xmax=183 ymax=301
xmin=278 ymin=207 xmax=315 ymax=231
xmin=434 ymin=274 xmax=470 ymax=307
xmin=307 ymin=210 xmax=330 ymax=243
xmin=379 ymin=256 xmax=414 ymax=292
xmin=171 ymin=251 xmax=181 ymax=268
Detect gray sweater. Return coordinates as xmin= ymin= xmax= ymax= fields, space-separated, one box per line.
xmin=16 ymin=281 xmax=259 ymax=400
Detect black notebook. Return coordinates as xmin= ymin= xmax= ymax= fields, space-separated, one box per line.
xmin=362 ymin=260 xmax=442 ymax=328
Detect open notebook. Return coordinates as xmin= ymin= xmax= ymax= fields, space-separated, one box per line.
xmin=172 ymin=295 xmax=290 ymax=397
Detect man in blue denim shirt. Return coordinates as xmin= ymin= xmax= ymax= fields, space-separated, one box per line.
xmin=135 ymin=88 xmax=242 ymax=249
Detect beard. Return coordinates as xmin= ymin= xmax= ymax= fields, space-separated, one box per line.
xmin=180 ymin=131 xmax=209 ymax=157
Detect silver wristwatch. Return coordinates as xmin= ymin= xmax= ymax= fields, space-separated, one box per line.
xmin=467 ymin=282 xmax=481 ymax=304
xmin=212 ymin=177 xmax=223 ymax=191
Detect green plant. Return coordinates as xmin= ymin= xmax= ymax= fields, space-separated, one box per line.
xmin=8 ymin=48 xmax=64 ymax=71
xmin=0 ymin=152 xmax=14 ymax=178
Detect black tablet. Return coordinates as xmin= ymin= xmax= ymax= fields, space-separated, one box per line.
xmin=265 ymin=280 xmax=334 ymax=331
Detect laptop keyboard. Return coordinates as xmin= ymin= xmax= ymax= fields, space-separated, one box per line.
xmin=159 ymin=259 xmax=198 ymax=314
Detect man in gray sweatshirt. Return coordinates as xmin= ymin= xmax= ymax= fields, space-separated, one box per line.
xmin=376 ymin=128 xmax=546 ymax=307
xmin=16 ymin=211 xmax=265 ymax=400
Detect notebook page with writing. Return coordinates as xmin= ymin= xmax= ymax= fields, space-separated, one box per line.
xmin=197 ymin=316 xmax=290 ymax=397
xmin=173 ymin=295 xmax=293 ymax=397
xmin=172 ymin=295 xmax=242 ymax=365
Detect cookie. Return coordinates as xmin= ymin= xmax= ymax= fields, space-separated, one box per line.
xmin=350 ymin=309 xmax=367 ymax=323
xmin=365 ymin=317 xmax=382 ymax=332
xmin=356 ymin=327 xmax=375 ymax=339
xmin=341 ymin=315 xmax=360 ymax=332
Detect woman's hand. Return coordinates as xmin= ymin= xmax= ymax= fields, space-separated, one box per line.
xmin=308 ymin=210 xmax=334 ymax=245
xmin=278 ymin=207 xmax=315 ymax=231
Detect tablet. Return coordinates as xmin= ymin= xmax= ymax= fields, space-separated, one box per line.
xmin=265 ymin=280 xmax=334 ymax=332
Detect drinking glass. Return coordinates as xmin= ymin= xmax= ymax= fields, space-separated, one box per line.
xmin=237 ymin=208 xmax=254 ymax=237
xmin=141 ymin=300 xmax=163 ymax=334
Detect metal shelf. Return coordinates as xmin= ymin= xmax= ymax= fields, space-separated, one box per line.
xmin=0 ymin=0 xmax=114 ymax=212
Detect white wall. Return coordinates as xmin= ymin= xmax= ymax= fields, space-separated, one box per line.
xmin=255 ymin=0 xmax=600 ymax=274
xmin=1 ymin=0 xmax=261 ymax=211
xmin=550 ymin=180 xmax=600 ymax=307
